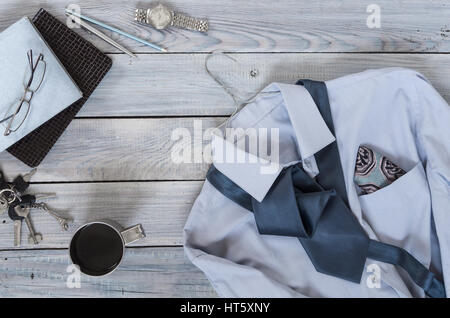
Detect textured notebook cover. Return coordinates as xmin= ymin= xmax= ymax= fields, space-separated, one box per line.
xmin=7 ymin=9 xmax=112 ymax=167
xmin=0 ymin=17 xmax=83 ymax=152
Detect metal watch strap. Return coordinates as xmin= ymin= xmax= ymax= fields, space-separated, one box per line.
xmin=170 ymin=12 xmax=209 ymax=33
xmin=134 ymin=9 xmax=147 ymax=24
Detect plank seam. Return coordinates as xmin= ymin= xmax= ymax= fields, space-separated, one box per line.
xmin=0 ymin=245 xmax=184 ymax=253
xmin=104 ymin=52 xmax=450 ymax=55
xmin=28 ymin=180 xmax=205 ymax=184
xmin=75 ymin=115 xmax=227 ymax=119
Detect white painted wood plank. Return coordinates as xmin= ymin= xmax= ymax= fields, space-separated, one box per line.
xmin=0 ymin=182 xmax=203 ymax=250
xmin=82 ymin=53 xmax=450 ymax=117
xmin=0 ymin=118 xmax=224 ymax=182
xmin=0 ymin=247 xmax=216 ymax=297
xmin=0 ymin=0 xmax=448 ymax=53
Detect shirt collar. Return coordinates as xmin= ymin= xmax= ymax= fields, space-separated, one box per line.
xmin=211 ymin=82 xmax=335 ymax=202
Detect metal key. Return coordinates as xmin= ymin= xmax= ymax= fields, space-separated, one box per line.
xmin=0 ymin=195 xmax=8 ymax=213
xmin=12 ymin=168 xmax=37 ymax=194
xmin=28 ymin=202 xmax=71 ymax=231
xmin=13 ymin=219 xmax=22 ymax=246
xmin=0 ymin=172 xmax=8 ymax=212
xmin=0 ymin=169 xmax=37 ymax=216
xmin=14 ymin=205 xmax=42 ymax=245
xmin=8 ymin=195 xmax=36 ymax=247
xmin=33 ymin=193 xmax=57 ymax=201
xmin=22 ymin=168 xmax=37 ymax=183
xmin=8 ymin=204 xmax=23 ymax=247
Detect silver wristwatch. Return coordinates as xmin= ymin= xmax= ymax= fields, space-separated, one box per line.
xmin=135 ymin=4 xmax=209 ymax=33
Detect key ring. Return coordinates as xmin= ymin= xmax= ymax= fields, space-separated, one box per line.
xmin=0 ymin=187 xmax=21 ymax=204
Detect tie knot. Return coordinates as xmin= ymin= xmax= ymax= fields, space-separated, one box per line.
xmin=252 ymin=165 xmax=335 ymax=239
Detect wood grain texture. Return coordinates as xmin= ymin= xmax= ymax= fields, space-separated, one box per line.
xmin=1 ymin=52 xmax=450 ymax=180
xmin=0 ymin=117 xmax=224 ymax=182
xmin=82 ymin=53 xmax=450 ymax=117
xmin=0 ymin=182 xmax=203 ymax=250
xmin=0 ymin=0 xmax=449 ymax=53
xmin=0 ymin=0 xmax=448 ymax=298
xmin=0 ymin=248 xmax=217 ymax=297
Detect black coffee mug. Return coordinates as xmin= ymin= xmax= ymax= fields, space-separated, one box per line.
xmin=69 ymin=220 xmax=145 ymax=276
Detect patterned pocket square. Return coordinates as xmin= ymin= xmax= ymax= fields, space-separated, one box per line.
xmin=354 ymin=146 xmax=406 ymax=195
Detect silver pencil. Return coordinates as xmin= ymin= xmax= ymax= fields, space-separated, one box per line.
xmin=65 ymin=9 xmax=167 ymax=52
xmin=65 ymin=12 xmax=137 ymax=58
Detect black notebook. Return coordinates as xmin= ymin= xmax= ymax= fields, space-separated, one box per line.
xmin=7 ymin=9 xmax=112 ymax=167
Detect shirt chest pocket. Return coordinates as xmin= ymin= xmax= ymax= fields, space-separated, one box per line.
xmin=358 ymin=162 xmax=431 ymax=265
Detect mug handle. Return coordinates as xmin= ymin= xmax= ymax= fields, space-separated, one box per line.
xmin=120 ymin=224 xmax=146 ymax=246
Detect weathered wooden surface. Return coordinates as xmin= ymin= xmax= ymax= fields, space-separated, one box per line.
xmin=0 ymin=182 xmax=203 ymax=250
xmin=0 ymin=0 xmax=449 ymax=53
xmin=0 ymin=181 xmax=203 ymax=249
xmin=82 ymin=53 xmax=450 ymax=117
xmin=0 ymin=248 xmax=217 ymax=297
xmin=0 ymin=118 xmax=224 ymax=182
xmin=0 ymin=0 xmax=448 ymax=298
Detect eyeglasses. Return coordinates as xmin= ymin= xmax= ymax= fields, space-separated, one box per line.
xmin=0 ymin=49 xmax=46 ymax=136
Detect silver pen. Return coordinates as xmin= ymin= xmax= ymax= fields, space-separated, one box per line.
xmin=65 ymin=9 xmax=167 ymax=52
xmin=65 ymin=12 xmax=137 ymax=58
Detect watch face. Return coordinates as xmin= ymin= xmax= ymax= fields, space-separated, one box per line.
xmin=149 ymin=4 xmax=172 ymax=29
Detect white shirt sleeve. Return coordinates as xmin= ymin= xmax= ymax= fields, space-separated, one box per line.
xmin=413 ymin=74 xmax=450 ymax=296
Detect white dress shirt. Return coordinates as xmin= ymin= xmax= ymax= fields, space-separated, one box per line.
xmin=183 ymin=68 xmax=450 ymax=297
